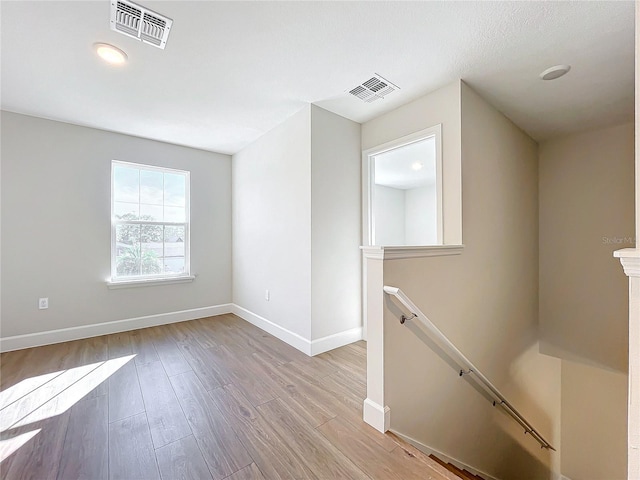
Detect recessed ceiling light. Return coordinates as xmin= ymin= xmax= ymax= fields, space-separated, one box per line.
xmin=411 ymin=161 xmax=423 ymax=171
xmin=539 ymin=65 xmax=571 ymax=81
xmin=94 ymin=43 xmax=128 ymax=65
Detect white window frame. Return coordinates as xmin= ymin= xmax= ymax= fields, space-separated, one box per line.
xmin=362 ymin=124 xmax=444 ymax=247
xmin=108 ymin=160 xmax=193 ymax=287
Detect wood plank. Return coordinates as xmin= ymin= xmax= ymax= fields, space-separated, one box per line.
xmin=0 ymin=413 xmax=70 ymax=480
xmin=208 ymin=384 xmax=315 ymax=480
xmin=155 ymin=435 xmax=212 ymax=480
xmin=109 ymin=412 xmax=160 ymax=480
xmin=107 ymin=332 xmax=133 ymax=359
xmin=130 ymin=328 xmax=160 ymax=366
xmin=255 ymin=398 xmax=369 ymax=479
xmin=224 ymin=463 xmax=266 ymax=480
xmin=170 ymin=371 xmax=252 ymax=480
xmin=108 ymin=359 xmax=144 ymax=423
xmin=136 ymin=361 xmax=192 ymax=448
xmin=57 ymin=395 xmax=108 ymax=480
xmin=251 ymin=352 xmax=336 ymax=428
xmin=1 ymin=360 xmax=102 ymax=431
xmin=317 ymin=418 xmax=421 ymax=480
xmin=15 ymin=356 xmax=127 ymax=429
xmin=147 ymin=326 xmax=193 ymax=377
xmin=176 ymin=341 xmax=228 ymax=391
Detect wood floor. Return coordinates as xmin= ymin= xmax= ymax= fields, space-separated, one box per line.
xmin=0 ymin=314 xmax=457 ymax=480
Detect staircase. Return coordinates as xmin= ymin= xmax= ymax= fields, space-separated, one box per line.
xmin=387 ymin=432 xmax=487 ymax=480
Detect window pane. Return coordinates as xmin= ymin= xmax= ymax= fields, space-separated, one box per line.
xmin=165 ymin=226 xmax=185 ymax=259
xmin=113 ymin=166 xmax=139 ymax=203
xmin=164 ymin=206 xmax=185 ymax=222
xmin=163 ymin=257 xmax=185 ymax=274
xmin=140 ymin=170 xmax=163 ymax=206
xmin=115 ymin=224 xmax=140 ymax=277
xmin=140 ymin=224 xmax=163 ymax=244
xmin=140 ymin=204 xmax=163 ymax=222
xmin=141 ymin=244 xmax=162 ymax=275
xmin=116 ymin=223 xmax=140 ymax=247
xmin=114 ymin=202 xmax=139 ymax=219
xmin=164 ymin=173 xmax=186 ymax=206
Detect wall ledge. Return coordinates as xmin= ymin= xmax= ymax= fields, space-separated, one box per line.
xmin=360 ymin=245 xmax=464 ymax=260
xmin=614 ymin=248 xmax=640 ymax=277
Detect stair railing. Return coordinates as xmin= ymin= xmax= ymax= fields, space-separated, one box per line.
xmin=383 ymin=285 xmax=555 ymax=451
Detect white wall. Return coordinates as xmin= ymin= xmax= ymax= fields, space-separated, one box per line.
xmin=373 ymin=185 xmax=405 ymax=245
xmin=233 ymin=105 xmax=362 ymax=349
xmin=310 ymin=105 xmax=362 ymax=341
xmin=405 ymin=184 xmax=437 ymax=245
xmin=1 ymin=111 xmax=232 ymax=339
xmin=375 ymin=83 xmax=560 ymax=478
xmin=232 ymin=106 xmax=312 ymax=340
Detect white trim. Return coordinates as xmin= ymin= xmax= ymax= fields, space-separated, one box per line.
xmin=107 ymin=275 xmax=195 ymax=289
xmin=310 ymin=327 xmax=363 ymax=356
xmin=361 ymin=244 xmax=464 ymax=260
xmin=0 ymin=304 xmax=232 ymax=352
xmin=231 ymin=304 xmax=312 ymax=355
xmin=614 ymin=248 xmax=640 ymax=277
xmin=363 ymin=398 xmax=390 ymax=433
xmin=389 ymin=430 xmax=500 ymax=480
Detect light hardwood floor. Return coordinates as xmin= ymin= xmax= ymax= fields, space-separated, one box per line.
xmin=1 ymin=314 xmax=457 ymax=480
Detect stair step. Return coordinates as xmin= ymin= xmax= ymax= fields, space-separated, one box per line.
xmin=384 ymin=432 xmax=461 ymax=480
xmin=428 ymin=454 xmax=485 ymax=480
xmin=463 ymin=469 xmax=485 ymax=480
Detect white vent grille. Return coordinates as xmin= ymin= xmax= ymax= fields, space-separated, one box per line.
xmin=110 ymin=0 xmax=172 ymax=49
xmin=349 ymin=74 xmax=399 ymax=103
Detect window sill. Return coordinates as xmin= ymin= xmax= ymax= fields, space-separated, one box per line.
xmin=360 ymin=245 xmax=464 ymax=260
xmin=107 ymin=275 xmax=196 ymax=289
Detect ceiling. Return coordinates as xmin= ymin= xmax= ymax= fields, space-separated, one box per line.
xmin=374 ymin=137 xmax=436 ymax=190
xmin=1 ymin=1 xmax=634 ymax=155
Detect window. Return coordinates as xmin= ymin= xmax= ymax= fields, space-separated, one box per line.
xmin=111 ymin=161 xmax=190 ymax=284
xmin=363 ymin=125 xmax=443 ymax=246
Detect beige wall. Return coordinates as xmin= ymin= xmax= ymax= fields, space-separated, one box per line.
xmin=362 ymin=80 xmax=462 ymax=245
xmin=380 ymin=83 xmax=561 ymax=479
xmin=539 ymin=123 xmax=634 ymax=372
xmin=561 ymin=360 xmax=628 ymax=480
xmin=1 ymin=111 xmax=232 ymax=338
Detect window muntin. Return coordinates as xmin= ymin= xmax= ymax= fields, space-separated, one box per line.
xmin=111 ymin=161 xmax=190 ymax=282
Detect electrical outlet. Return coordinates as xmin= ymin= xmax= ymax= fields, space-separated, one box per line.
xmin=265 ymin=289 xmax=270 ymax=301
xmin=39 ymin=298 xmax=49 ymax=310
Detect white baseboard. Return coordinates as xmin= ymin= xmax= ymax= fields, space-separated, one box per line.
xmin=231 ymin=304 xmax=363 ymax=357
xmin=231 ymin=304 xmax=312 ymax=355
xmin=363 ymin=398 xmax=390 ymax=433
xmin=0 ymin=304 xmax=233 ymax=352
xmin=310 ymin=326 xmax=363 ymax=355
xmin=390 ymin=430 xmax=499 ymax=480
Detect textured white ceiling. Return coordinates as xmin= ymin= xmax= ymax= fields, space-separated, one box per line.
xmin=0 ymin=1 xmax=634 ymax=154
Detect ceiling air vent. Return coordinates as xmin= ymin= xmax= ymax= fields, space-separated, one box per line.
xmin=348 ymin=74 xmax=399 ymax=103
xmin=110 ymin=0 xmax=172 ymax=49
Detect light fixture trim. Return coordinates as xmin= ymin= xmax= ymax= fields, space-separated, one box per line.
xmin=94 ymin=42 xmax=128 ymax=65
xmin=539 ymin=65 xmax=571 ymax=81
